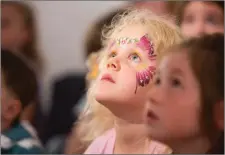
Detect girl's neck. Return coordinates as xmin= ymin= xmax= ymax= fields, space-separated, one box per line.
xmin=169 ymin=136 xmax=211 ymax=154
xmin=113 ymin=117 xmax=149 ymax=154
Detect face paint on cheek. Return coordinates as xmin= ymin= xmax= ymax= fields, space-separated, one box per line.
xmin=134 ymin=65 xmax=156 ymax=94
xmin=134 ymin=34 xmax=156 ymax=93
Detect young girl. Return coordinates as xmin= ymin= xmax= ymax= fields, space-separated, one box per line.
xmin=145 ymin=33 xmax=224 ymax=154
xmin=73 ymin=9 xmax=183 ymax=154
xmin=177 ymin=1 xmax=224 ymax=38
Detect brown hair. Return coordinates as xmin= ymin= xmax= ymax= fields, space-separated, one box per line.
xmin=1 ymin=1 xmax=42 ymax=71
xmin=176 ymin=1 xmax=224 ymax=26
xmin=166 ymin=33 xmax=224 ymax=153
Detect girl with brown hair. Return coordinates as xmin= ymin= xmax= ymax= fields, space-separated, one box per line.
xmin=145 ymin=33 xmax=224 ymax=154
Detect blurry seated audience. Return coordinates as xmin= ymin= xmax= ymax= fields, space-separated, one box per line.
xmin=64 ymin=8 xmax=126 ymax=154
xmin=1 ymin=49 xmax=44 ymax=154
xmin=177 ymin=1 xmax=224 ymax=38
xmin=1 ymin=1 xmax=45 ymax=140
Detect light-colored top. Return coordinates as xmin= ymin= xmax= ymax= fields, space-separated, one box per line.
xmin=84 ymin=128 xmax=172 ymax=154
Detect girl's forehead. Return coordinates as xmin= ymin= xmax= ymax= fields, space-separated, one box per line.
xmin=159 ymin=52 xmax=188 ymax=72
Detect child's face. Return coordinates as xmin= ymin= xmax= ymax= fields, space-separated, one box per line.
xmin=95 ymin=24 xmax=157 ymax=108
xmin=1 ymin=79 xmax=21 ymax=132
xmin=181 ymin=1 xmax=224 ymax=38
xmin=145 ymin=51 xmax=202 ymax=142
xmin=1 ymin=4 xmax=29 ymax=50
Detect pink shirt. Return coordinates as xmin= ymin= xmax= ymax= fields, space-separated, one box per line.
xmin=84 ymin=128 xmax=171 ymax=154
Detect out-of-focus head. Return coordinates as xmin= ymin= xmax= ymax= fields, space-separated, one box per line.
xmin=177 ymin=1 xmax=224 ymax=38
xmin=146 ymin=33 xmax=224 ymax=150
xmin=130 ymin=1 xmax=181 ymax=24
xmin=1 ymin=1 xmax=41 ymax=69
xmin=1 ymin=49 xmax=38 ymax=132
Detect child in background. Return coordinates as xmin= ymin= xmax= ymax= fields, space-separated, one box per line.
xmin=1 ymin=1 xmax=44 ymax=134
xmin=1 ymin=49 xmax=44 ymax=154
xmin=75 ymin=8 xmax=183 ymax=154
xmin=131 ymin=1 xmax=181 ymax=24
xmin=145 ymin=33 xmax=224 ymax=154
xmin=177 ymin=1 xmax=224 ymax=38
xmin=1 ymin=1 xmax=42 ymax=69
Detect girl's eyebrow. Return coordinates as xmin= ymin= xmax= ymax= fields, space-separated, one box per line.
xmin=170 ymin=68 xmax=184 ymax=76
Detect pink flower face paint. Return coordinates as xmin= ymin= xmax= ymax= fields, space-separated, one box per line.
xmin=109 ymin=34 xmax=156 ymax=94
xmin=135 ymin=34 xmax=156 ymax=93
xmin=136 ymin=34 xmax=156 ymax=59
xmin=135 ymin=66 xmax=156 ymax=93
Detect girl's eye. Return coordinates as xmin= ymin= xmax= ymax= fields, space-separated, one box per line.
xmin=129 ymin=53 xmax=141 ymax=63
xmin=183 ymin=14 xmax=195 ymax=24
xmin=154 ymin=77 xmax=161 ymax=85
xmin=109 ymin=52 xmax=117 ymax=58
xmin=205 ymin=15 xmax=220 ymax=26
xmin=171 ymin=78 xmax=181 ymax=87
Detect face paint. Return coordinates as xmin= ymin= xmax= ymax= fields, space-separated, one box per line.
xmin=135 ymin=34 xmax=156 ymax=93
xmin=114 ymin=34 xmax=155 ymax=58
xmin=135 ymin=66 xmax=156 ymax=93
xmin=136 ymin=34 xmax=155 ymax=59
xmin=116 ymin=37 xmax=139 ymax=45
xmin=108 ymin=40 xmax=116 ymax=51
xmin=110 ymin=34 xmax=156 ymax=93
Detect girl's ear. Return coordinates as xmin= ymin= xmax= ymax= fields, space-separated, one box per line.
xmin=213 ymin=100 xmax=224 ymax=130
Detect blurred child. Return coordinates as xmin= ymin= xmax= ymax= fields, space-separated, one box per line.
xmin=145 ymin=33 xmax=224 ymax=154
xmin=1 ymin=49 xmax=44 ymax=154
xmin=133 ymin=1 xmax=181 ymax=23
xmin=75 ymin=8 xmax=183 ymax=154
xmin=177 ymin=1 xmax=224 ymax=38
xmin=1 ymin=1 xmax=44 ymax=138
xmin=1 ymin=1 xmax=42 ymax=69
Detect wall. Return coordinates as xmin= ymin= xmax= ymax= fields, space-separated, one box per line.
xmin=29 ymin=1 xmax=127 ymax=112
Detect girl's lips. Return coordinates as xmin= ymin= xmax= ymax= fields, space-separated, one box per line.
xmin=101 ymin=73 xmax=115 ymax=83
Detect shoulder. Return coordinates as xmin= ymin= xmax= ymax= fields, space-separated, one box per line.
xmin=84 ymin=128 xmax=115 ymax=154
xmin=148 ymin=140 xmax=172 ymax=154
xmin=1 ymin=122 xmax=45 ymax=154
xmin=11 ymin=145 xmax=45 ymax=154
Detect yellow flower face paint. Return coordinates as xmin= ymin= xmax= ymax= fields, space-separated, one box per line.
xmin=86 ymin=52 xmax=100 ymax=81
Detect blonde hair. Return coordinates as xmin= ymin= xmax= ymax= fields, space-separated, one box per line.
xmin=70 ymin=8 xmax=183 ymax=153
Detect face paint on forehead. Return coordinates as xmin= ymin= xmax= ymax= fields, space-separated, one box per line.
xmin=112 ymin=34 xmax=156 ymax=59
xmin=136 ymin=34 xmax=156 ymax=59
